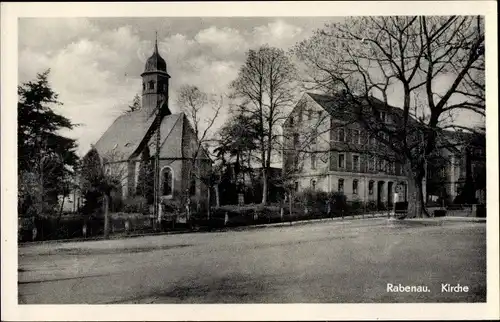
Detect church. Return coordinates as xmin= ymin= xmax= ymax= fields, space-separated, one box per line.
xmin=90 ymin=38 xmax=211 ymax=214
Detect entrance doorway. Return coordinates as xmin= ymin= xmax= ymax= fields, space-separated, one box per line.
xmin=377 ymin=181 xmax=385 ymax=210
xmin=387 ymin=182 xmax=394 ymax=207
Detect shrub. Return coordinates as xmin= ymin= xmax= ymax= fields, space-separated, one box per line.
xmin=122 ymin=196 xmax=149 ymax=214
xmin=349 ymin=200 xmax=364 ymax=214
xmin=434 ymin=209 xmax=447 ymax=217
xmin=476 ymin=205 xmax=486 ymax=218
xmin=366 ymin=200 xmax=377 ymax=211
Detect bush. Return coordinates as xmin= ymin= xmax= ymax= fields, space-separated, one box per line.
xmin=366 ymin=200 xmax=377 ymax=211
xmin=434 ymin=209 xmax=447 ymax=217
xmin=122 ymin=196 xmax=149 ymax=214
xmin=347 ymin=200 xmax=364 ymax=215
xmin=476 ymin=205 xmax=486 ymax=218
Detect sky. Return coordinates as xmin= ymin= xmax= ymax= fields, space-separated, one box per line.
xmin=18 ymin=16 xmax=485 ymax=158
xmin=18 ymin=17 xmax=339 ymax=157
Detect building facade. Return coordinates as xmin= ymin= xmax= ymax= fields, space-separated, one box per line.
xmin=283 ymin=92 xmax=408 ymax=208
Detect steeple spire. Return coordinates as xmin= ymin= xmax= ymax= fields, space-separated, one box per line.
xmin=154 ymin=31 xmax=158 ymax=54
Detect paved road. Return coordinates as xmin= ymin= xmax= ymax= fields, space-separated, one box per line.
xmin=18 ymin=218 xmax=486 ymax=303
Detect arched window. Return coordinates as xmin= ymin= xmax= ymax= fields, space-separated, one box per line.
xmin=148 ymin=81 xmax=155 ymax=90
xmin=311 ymin=179 xmax=317 ymax=190
xmin=161 ymin=166 xmax=173 ymax=196
xmin=353 ymin=179 xmax=358 ymax=194
xmin=142 ymin=82 xmax=146 ymax=91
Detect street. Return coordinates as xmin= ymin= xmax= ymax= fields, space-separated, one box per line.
xmin=18 ymin=218 xmax=486 ymax=303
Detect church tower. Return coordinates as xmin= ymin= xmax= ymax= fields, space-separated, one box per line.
xmin=141 ymin=34 xmax=171 ymax=117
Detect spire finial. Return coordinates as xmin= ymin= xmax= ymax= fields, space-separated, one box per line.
xmin=154 ymin=31 xmax=158 ymax=53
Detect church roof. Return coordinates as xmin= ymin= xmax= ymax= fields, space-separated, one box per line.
xmin=93 ymin=109 xmax=182 ymax=161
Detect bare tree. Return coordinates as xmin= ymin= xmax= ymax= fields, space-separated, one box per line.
xmin=176 ymin=85 xmax=223 ymax=218
xmin=230 ymin=45 xmax=297 ymax=205
xmin=294 ymin=16 xmax=485 ymax=217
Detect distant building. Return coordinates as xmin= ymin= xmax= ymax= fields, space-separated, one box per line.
xmin=87 ymin=38 xmax=211 ymax=215
xmin=282 ymin=92 xmax=408 ymax=208
xmin=427 ymin=130 xmax=486 ymax=204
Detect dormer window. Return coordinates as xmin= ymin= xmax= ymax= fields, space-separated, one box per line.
xmin=148 ymin=81 xmax=155 ymax=90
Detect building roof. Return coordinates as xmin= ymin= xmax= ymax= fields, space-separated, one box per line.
xmin=93 ymin=108 xmax=182 ymax=161
xmin=94 ymin=109 xmax=155 ymax=160
xmin=306 ymin=92 xmax=407 ymax=120
xmin=92 ymin=110 xmax=211 ymax=162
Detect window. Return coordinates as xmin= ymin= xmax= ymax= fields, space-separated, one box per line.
xmin=311 ymin=179 xmax=317 ymax=190
xmin=352 ymin=130 xmax=360 ymax=144
xmin=370 ymin=135 xmax=377 ymax=145
xmin=368 ymin=156 xmax=375 ymax=171
xmin=338 ymin=153 xmax=345 ymax=169
xmin=389 ymin=161 xmax=395 ymax=174
xmin=161 ymin=167 xmax=173 ymax=196
xmin=290 ymin=117 xmax=294 ymax=126
xmin=294 ymin=181 xmax=299 ymax=192
xmin=311 ymin=130 xmax=318 ymax=146
xmin=163 ymin=83 xmax=168 ymax=91
xmin=353 ymin=180 xmax=358 ymax=194
xmin=377 ymin=111 xmax=386 ymax=122
xmin=307 ymin=110 xmax=313 ymax=121
xmin=148 ymin=81 xmax=155 ymax=90
xmin=380 ymin=160 xmax=387 ymax=172
xmin=338 ymin=128 xmax=345 ymax=142
xmin=311 ymin=153 xmax=317 ymax=169
xmin=368 ymin=180 xmax=374 ymax=195
xmin=142 ymin=82 xmax=146 ymax=91
xmin=338 ymin=179 xmax=344 ymax=192
xmin=189 ymin=177 xmax=196 ymax=196
xmin=352 ymin=154 xmax=360 ymax=172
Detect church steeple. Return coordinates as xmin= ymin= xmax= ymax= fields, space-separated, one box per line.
xmin=141 ymin=33 xmax=171 ymax=117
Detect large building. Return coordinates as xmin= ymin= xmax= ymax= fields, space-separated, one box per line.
xmin=282 ymin=92 xmax=409 ymax=208
xmin=282 ymin=92 xmax=486 ymax=208
xmin=89 ymin=38 xmax=211 ymax=215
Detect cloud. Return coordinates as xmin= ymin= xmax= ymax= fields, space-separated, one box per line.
xmin=252 ymin=20 xmax=304 ymax=48
xmin=195 ymin=26 xmax=248 ymax=57
xmin=18 ymin=18 xmax=321 ymax=156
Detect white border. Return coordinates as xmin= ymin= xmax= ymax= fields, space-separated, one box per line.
xmin=2 ymin=1 xmax=498 ymax=321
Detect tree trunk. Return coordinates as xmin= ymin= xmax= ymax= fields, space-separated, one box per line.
xmin=215 ymin=184 xmax=220 ymax=208
xmin=207 ymin=186 xmax=211 ymax=220
xmin=406 ymin=174 xmax=430 ymax=218
xmin=261 ymin=168 xmax=268 ymax=205
xmin=103 ymin=193 xmax=110 ymax=239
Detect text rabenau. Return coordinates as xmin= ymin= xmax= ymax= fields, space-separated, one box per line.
xmin=387 ymin=284 xmax=430 ymax=293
